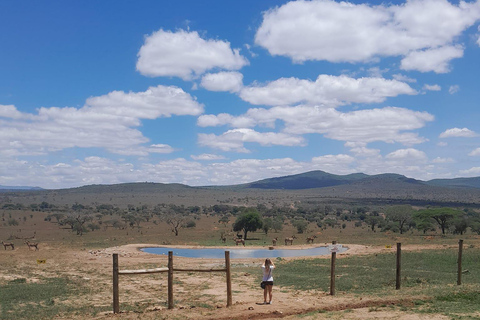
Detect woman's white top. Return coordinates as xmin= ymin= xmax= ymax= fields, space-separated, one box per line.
xmin=262 ymin=265 xmax=275 ymax=281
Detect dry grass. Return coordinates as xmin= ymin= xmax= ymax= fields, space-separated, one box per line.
xmin=2 ymin=208 xmax=480 ymax=319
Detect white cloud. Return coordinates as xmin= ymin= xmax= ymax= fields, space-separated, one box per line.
xmin=440 ymin=127 xmax=477 ymax=138
xmin=311 ymin=154 xmax=355 ymax=172
xmin=0 ymin=105 xmax=23 ymax=119
xmin=438 ymin=141 xmax=448 ymax=147
xmin=386 ymin=148 xmax=428 ymax=164
xmin=460 ymin=167 xmax=480 ymax=176
xmin=199 ymin=106 xmax=433 ymax=146
xmin=148 ymin=144 xmax=175 ymax=154
xmin=198 ymin=128 xmax=306 ymax=152
xmin=432 ymin=157 xmax=454 ymax=163
xmin=392 ymin=74 xmax=417 ymax=83
xmin=449 ymin=85 xmax=460 ymax=94
xmin=239 ymin=75 xmax=416 ymax=107
xmin=255 ymin=0 xmax=480 ymax=72
xmin=136 ymin=29 xmax=248 ymax=80
xmin=0 ymin=85 xmax=203 ymax=157
xmin=200 ymin=71 xmax=244 ymax=92
xmin=423 ymin=84 xmax=441 ymax=91
xmin=400 ymin=45 xmax=464 ymax=73
xmin=468 ymin=148 xmax=480 ymax=156
xmin=367 ymin=67 xmax=389 ymax=77
xmin=191 ymin=153 xmax=226 ymax=161
xmin=86 ymin=85 xmax=204 ymax=119
xmin=0 ymin=150 xmax=455 ymax=189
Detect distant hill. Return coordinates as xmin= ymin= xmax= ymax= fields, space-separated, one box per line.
xmin=426 ymin=177 xmax=480 ymax=189
xmin=244 ymin=171 xmax=422 ymax=190
xmin=2 ymin=171 xmax=480 ymax=208
xmin=0 ymin=185 xmax=43 ymax=192
xmin=59 ymin=182 xmax=193 ymax=194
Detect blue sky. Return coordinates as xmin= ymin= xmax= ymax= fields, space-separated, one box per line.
xmin=1 ymin=0 xmax=480 ymax=189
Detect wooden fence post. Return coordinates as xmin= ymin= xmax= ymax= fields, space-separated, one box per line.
xmin=168 ymin=251 xmax=174 ymax=309
xmin=396 ymin=243 xmax=401 ymax=290
xmin=457 ymin=239 xmax=463 ymax=285
xmin=225 ymin=251 xmax=232 ymax=307
xmin=113 ymin=253 xmax=119 ymax=314
xmin=330 ymin=241 xmax=336 ymax=296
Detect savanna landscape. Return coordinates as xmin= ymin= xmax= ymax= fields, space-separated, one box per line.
xmin=2 ymin=172 xmax=480 ymax=320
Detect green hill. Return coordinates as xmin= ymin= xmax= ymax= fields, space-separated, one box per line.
xmin=426 ymin=177 xmax=480 ymax=189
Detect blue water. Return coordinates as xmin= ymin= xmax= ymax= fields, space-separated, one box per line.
xmin=141 ymin=246 xmax=347 ymax=259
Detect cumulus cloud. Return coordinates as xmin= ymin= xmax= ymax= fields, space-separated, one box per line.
xmin=200 ymin=71 xmax=244 ymax=92
xmin=400 ymin=45 xmax=464 ymax=73
xmin=439 ymin=127 xmax=477 ymax=138
xmin=0 ymin=85 xmax=203 ymax=157
xmin=432 ymin=157 xmax=454 ymax=163
xmin=386 ymin=148 xmax=428 ymax=164
xmin=0 ymin=105 xmax=23 ymax=119
xmin=198 ymin=128 xmax=306 ymax=152
xmin=460 ymin=167 xmax=480 ymax=176
xmin=136 ymin=29 xmax=248 ymax=80
xmin=449 ymin=85 xmax=460 ymax=94
xmin=148 ymin=144 xmax=175 ymax=154
xmin=86 ymin=85 xmax=204 ymax=118
xmin=191 ymin=153 xmax=226 ymax=161
xmin=255 ymin=0 xmax=480 ymax=72
xmin=239 ymin=75 xmax=416 ymax=107
xmin=1 ymin=150 xmax=452 ymax=189
xmin=199 ymin=106 xmax=433 ymax=146
xmin=468 ymin=148 xmax=480 ymax=156
xmin=392 ymin=74 xmax=417 ymax=83
xmin=423 ymin=84 xmax=441 ymax=91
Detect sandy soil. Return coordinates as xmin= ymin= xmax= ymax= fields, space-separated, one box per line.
xmin=0 ymin=243 xmax=460 ymax=320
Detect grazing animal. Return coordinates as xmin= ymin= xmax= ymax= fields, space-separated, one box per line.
xmin=306 ymin=235 xmax=317 ymax=244
xmin=272 ymin=237 xmax=278 ymax=246
xmin=25 ymin=240 xmax=39 ymax=251
xmin=220 ymin=233 xmax=227 ymax=243
xmin=2 ymin=241 xmax=14 ymax=250
xmin=234 ymin=238 xmax=245 ymax=246
xmin=284 ymin=235 xmax=297 ymax=246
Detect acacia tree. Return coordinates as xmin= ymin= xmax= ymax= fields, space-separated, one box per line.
xmin=366 ymin=215 xmax=382 ymax=232
xmin=233 ymin=209 xmax=263 ymax=240
xmin=385 ymin=205 xmax=413 ymax=234
xmin=62 ymin=212 xmax=93 ymax=236
xmin=158 ymin=205 xmax=188 ymax=236
xmin=414 ymin=207 xmax=463 ymax=234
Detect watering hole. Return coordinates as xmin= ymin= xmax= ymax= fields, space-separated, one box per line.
xmin=141 ymin=246 xmax=347 ymax=259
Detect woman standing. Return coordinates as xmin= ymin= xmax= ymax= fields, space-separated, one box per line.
xmin=261 ymin=258 xmax=275 ymax=304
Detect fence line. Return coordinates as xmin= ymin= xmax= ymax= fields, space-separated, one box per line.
xmin=113 ymin=240 xmax=466 ymax=314
xmin=112 ymin=250 xmax=232 ymax=314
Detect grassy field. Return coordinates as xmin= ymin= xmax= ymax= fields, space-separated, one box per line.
xmin=2 ymin=208 xmax=480 ymax=319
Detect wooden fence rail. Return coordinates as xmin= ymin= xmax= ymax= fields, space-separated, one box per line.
xmin=113 ymin=250 xmax=232 ymax=314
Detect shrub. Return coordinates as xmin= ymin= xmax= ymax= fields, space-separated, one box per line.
xmin=7 ymin=218 xmax=19 ymax=226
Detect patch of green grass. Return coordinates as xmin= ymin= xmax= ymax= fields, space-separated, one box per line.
xmin=412 ymin=291 xmax=480 ymax=319
xmin=0 ymin=277 xmax=107 ymax=320
xmin=274 ymin=248 xmax=480 ymax=294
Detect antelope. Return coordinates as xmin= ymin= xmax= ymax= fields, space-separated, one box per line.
xmin=272 ymin=237 xmax=278 ymax=246
xmin=234 ymin=238 xmax=245 ymax=246
xmin=306 ymin=235 xmax=317 ymax=244
xmin=220 ymin=233 xmax=227 ymax=243
xmin=284 ymin=235 xmax=297 ymax=245
xmin=25 ymin=240 xmax=39 ymax=251
xmin=2 ymin=241 xmax=14 ymax=250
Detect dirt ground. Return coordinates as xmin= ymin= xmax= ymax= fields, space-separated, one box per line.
xmin=1 ymin=242 xmax=460 ymax=320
